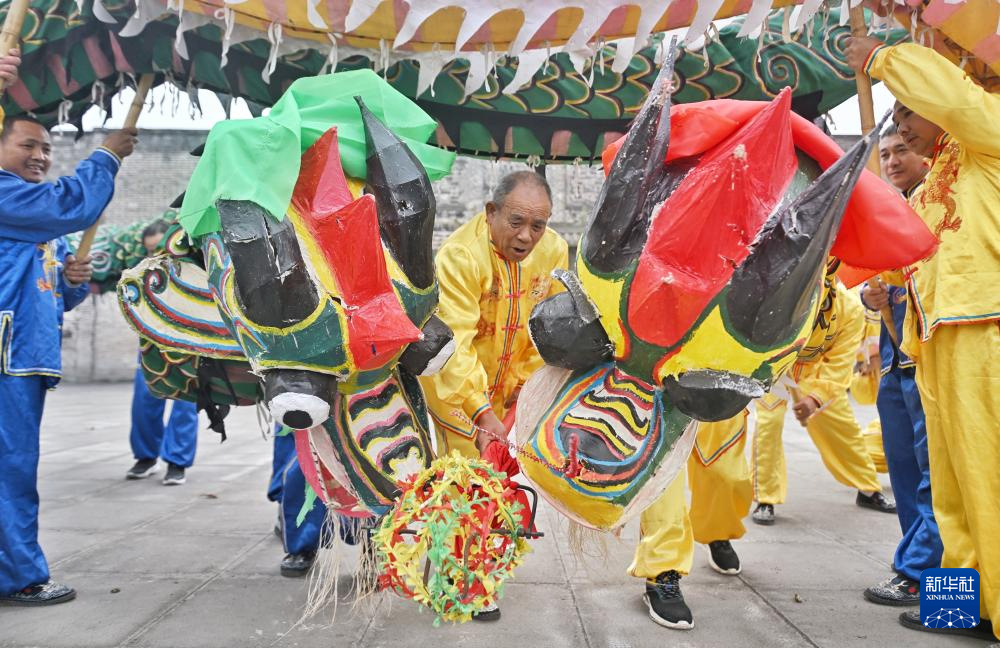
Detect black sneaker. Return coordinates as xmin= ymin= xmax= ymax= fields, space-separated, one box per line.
xmin=162 ymin=463 xmax=186 ymax=486
xmin=280 ymin=551 xmax=316 ymax=577
xmin=472 ymin=601 xmax=501 ymax=622
xmin=643 ymin=570 xmax=693 ymax=630
xmin=857 ymin=491 xmax=896 ymax=513
xmin=707 ymin=540 xmax=741 ymax=575
xmin=864 ymin=574 xmax=920 ymax=606
xmin=126 ymin=458 xmax=157 ymax=480
xmin=900 ymin=610 xmax=995 ymax=639
xmin=0 ymin=581 xmax=76 ymax=606
xmin=752 ymin=503 xmax=775 ymax=525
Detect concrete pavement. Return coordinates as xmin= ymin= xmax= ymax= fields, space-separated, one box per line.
xmin=0 ymin=382 xmax=988 ymax=648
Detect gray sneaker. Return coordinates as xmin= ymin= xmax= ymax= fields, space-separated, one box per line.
xmin=864 ymin=574 xmax=920 ymax=606
xmin=162 ymin=463 xmax=186 ymax=486
xmin=752 ymin=503 xmax=775 ymax=525
xmin=126 ymin=458 xmax=157 ymax=480
xmin=0 ymin=581 xmax=76 ymax=606
xmin=857 ymin=491 xmax=896 ymax=513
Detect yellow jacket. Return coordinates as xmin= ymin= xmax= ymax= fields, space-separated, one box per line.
xmin=420 ymin=212 xmax=568 ymax=433
xmin=850 ymin=299 xmax=882 ymax=406
xmin=770 ymin=282 xmax=865 ymax=409
xmin=867 ymin=43 xmax=1000 ymax=357
xmin=860 ymin=304 xmax=881 ymax=363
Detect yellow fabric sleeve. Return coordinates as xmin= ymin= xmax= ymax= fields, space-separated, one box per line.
xmin=860 ymin=306 xmax=881 ymax=358
xmin=867 ymin=43 xmax=1000 ymax=158
xmin=0 ymin=106 xmax=5 ymax=135
xmin=427 ymin=244 xmax=492 ymax=421
xmin=799 ymin=293 xmax=865 ymax=406
xmin=510 ymin=243 xmax=570 ymax=388
xmin=879 ymin=270 xmax=906 ymax=287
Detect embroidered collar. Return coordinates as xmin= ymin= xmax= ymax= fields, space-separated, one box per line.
xmin=903 ymin=178 xmax=926 ymax=201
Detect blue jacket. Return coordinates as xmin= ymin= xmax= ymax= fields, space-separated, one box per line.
xmin=0 ymin=149 xmax=119 ymax=386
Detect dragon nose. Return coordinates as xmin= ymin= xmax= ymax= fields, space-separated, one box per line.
xmin=663 ymin=370 xmax=765 ymax=422
xmin=263 ymin=369 xmax=337 ymax=430
xmin=267 ymin=393 xmax=331 ymax=430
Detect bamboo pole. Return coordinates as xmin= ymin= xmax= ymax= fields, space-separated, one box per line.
xmin=788 ymin=384 xmax=813 ymax=425
xmin=74 ymin=73 xmax=154 ymax=260
xmin=850 ymin=7 xmax=879 ymax=170
xmin=849 ymin=6 xmax=901 ymax=348
xmin=0 ymin=0 xmax=30 ymax=92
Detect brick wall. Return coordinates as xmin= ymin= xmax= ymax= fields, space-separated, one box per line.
xmin=48 ymin=130 xmax=205 ymax=227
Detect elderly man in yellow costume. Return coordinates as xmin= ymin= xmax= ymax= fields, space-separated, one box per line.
xmin=846 ymin=36 xmax=1000 ymax=640
xmin=419 ymin=170 xmax=568 ymax=619
xmin=629 ymin=412 xmax=752 ymax=631
xmin=750 ymin=266 xmax=896 ymax=525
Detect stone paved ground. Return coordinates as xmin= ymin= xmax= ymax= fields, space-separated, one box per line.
xmin=0 ymin=383 xmax=989 ymax=648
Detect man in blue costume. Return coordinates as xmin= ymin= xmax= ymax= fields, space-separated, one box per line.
xmin=860 ymin=125 xmax=941 ymax=606
xmin=268 ymin=429 xmax=325 ymax=577
xmin=268 ymin=429 xmax=372 ymax=578
xmin=0 ymin=93 xmax=138 ymax=605
xmin=126 ymin=220 xmax=200 ymax=486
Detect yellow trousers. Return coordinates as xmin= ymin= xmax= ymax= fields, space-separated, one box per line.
xmin=629 ymin=415 xmax=751 ymax=579
xmin=751 ymin=392 xmax=882 ymax=505
xmin=863 ymin=420 xmax=888 ymax=474
xmin=916 ymin=322 xmax=1000 ymax=631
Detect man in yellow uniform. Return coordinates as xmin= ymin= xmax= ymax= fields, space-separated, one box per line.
xmin=419 ymin=170 xmax=568 ymax=618
xmin=750 ymin=268 xmax=895 ymax=524
xmin=847 ymin=36 xmax=1000 ymax=639
xmin=629 ymin=412 xmax=752 ymax=630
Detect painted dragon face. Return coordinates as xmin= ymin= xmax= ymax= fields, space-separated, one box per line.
xmin=204 ymin=100 xmax=451 ymax=423
xmin=519 ymin=56 xmax=879 ymax=530
xmin=199 ymin=100 xmax=454 ymax=513
xmin=119 ymin=86 xmax=455 ymax=516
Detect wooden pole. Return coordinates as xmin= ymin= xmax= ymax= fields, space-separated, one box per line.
xmin=0 ymin=0 xmax=30 ymax=92
xmin=849 ymin=6 xmax=900 ymax=348
xmin=122 ymin=74 xmax=155 ymax=127
xmin=850 ymin=7 xmax=879 ymax=171
xmin=74 ymin=73 xmax=154 ymax=259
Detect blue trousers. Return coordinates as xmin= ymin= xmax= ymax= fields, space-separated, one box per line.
xmin=877 ymin=366 xmax=943 ymax=580
xmin=129 ymin=367 xmax=199 ymax=467
xmin=270 ymin=431 xmax=323 ymax=554
xmin=0 ymin=373 xmax=49 ymax=595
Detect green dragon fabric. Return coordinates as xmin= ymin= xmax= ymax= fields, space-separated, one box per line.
xmin=0 ymin=1 xmax=903 ymax=161
xmin=139 ymin=339 xmax=260 ymax=404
